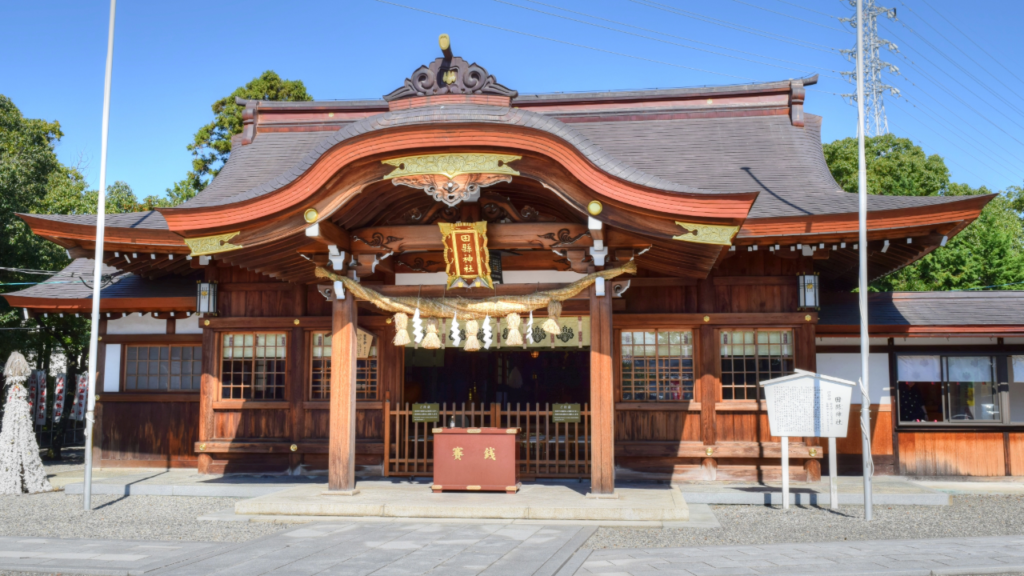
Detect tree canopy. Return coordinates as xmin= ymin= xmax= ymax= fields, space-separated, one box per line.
xmin=167 ymin=71 xmax=313 ymax=201
xmin=823 ymin=134 xmax=1024 ymax=292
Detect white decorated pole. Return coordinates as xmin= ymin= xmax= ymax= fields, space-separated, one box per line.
xmin=856 ymin=0 xmax=874 ymax=522
xmin=0 ymin=353 xmax=53 ymax=494
xmin=829 ymin=436 xmax=839 ymax=510
xmin=83 ymin=0 xmax=117 ymax=511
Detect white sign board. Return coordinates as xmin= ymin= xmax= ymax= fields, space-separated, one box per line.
xmin=761 ymin=369 xmax=855 ymax=438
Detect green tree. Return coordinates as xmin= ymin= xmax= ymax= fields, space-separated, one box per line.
xmin=823 ymin=133 xmax=950 ymax=197
xmin=823 ymin=134 xmax=1024 ymax=291
xmin=174 ymin=71 xmax=312 ymax=196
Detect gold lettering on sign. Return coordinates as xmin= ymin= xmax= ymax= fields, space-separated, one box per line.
xmin=453 ymin=447 xmax=464 ymax=460
xmin=484 ymin=447 xmax=496 ymax=461
xmin=184 ymin=231 xmax=243 ymax=256
xmin=671 ymin=222 xmax=740 ymax=246
xmin=382 ymin=153 xmax=521 ymax=180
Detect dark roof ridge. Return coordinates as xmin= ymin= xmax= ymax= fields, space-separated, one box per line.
xmin=230 ymin=76 xmax=818 ymax=110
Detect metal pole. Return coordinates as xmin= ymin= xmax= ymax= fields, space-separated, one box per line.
xmin=829 ymin=436 xmax=838 ymax=510
xmin=856 ymin=0 xmax=874 ymax=522
xmin=83 ymin=0 xmax=117 ymax=512
xmin=781 ymin=436 xmax=789 ymax=510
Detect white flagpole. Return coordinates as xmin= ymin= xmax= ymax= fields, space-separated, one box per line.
xmin=83 ymin=0 xmax=117 ymax=512
xmin=856 ymin=0 xmax=874 ymax=521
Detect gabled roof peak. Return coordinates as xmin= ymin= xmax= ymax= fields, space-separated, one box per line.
xmin=384 ymin=34 xmax=517 ymax=102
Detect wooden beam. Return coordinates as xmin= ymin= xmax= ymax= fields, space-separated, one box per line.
xmin=305 ymin=220 xmax=350 ymax=250
xmin=350 ymin=223 xmax=599 ymax=253
xmin=589 ymin=283 xmax=615 ymax=495
xmin=328 ymin=290 xmax=358 ymax=493
xmin=615 ymin=312 xmax=817 ymax=328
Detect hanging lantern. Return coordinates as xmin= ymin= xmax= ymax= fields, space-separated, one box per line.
xmin=797 ymin=273 xmax=819 ymax=309
xmin=196 ymin=281 xmax=218 ymax=315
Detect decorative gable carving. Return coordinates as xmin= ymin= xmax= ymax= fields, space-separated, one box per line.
xmin=384 ymin=34 xmax=518 ymax=102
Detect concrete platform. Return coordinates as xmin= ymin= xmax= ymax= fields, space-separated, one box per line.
xmin=235 ymin=479 xmax=689 ymax=522
xmin=58 ymin=469 xmax=316 ymax=497
xmin=680 ymin=475 xmax=950 ymax=506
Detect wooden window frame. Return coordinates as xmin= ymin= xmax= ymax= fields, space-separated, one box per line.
xmin=121 ymin=342 xmax=204 ymax=393
xmin=719 ymin=327 xmax=796 ymax=402
xmin=218 ymin=331 xmax=289 ymax=401
xmin=307 ymin=330 xmax=380 ymax=401
xmin=615 ymin=327 xmax=698 ymax=403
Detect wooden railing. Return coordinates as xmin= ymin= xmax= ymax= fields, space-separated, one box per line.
xmin=384 ymin=402 xmax=591 ymax=479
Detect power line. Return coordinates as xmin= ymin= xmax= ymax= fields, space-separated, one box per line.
xmin=881 ymin=25 xmax=1024 ymax=143
xmin=629 ymin=0 xmax=839 ymax=53
xmin=811 ymin=87 xmax=1010 ymax=186
xmin=887 ymin=99 xmax=1020 ymax=183
xmin=882 ymin=68 xmax=1024 ymax=174
xmin=523 ymin=0 xmax=842 ymax=74
xmin=724 ymin=0 xmax=849 ymax=32
xmin=373 ymin=0 xmax=755 ymax=80
xmin=769 ymin=0 xmax=845 ymax=20
xmin=888 ymin=19 xmax=1024 ymax=120
xmin=894 ymin=0 xmax=1024 ymax=103
xmin=494 ymin=0 xmax=840 ymax=78
xmin=914 ymin=0 xmax=1024 ymax=89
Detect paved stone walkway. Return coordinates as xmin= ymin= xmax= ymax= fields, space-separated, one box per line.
xmin=0 ymin=522 xmax=593 ymax=576
xmin=4 ymin=525 xmax=1024 ymax=575
xmin=577 ymin=535 xmax=1024 ymax=575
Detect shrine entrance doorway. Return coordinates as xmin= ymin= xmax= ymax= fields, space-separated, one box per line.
xmin=385 ymin=346 xmax=593 ymax=479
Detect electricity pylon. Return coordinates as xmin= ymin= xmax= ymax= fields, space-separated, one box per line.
xmin=840 ymin=0 xmax=900 ymax=136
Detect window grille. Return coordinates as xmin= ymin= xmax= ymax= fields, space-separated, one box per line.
xmin=720 ymin=329 xmax=794 ymax=400
xmin=620 ymin=330 xmax=695 ymax=401
xmin=125 ymin=345 xmax=202 ymax=391
xmin=220 ymin=333 xmax=287 ymax=400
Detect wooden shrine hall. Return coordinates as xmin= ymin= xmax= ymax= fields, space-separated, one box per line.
xmin=10 ymin=35 xmax=1024 ymax=488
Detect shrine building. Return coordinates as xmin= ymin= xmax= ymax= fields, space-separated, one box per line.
xmin=8 ymin=36 xmax=1024 ymax=489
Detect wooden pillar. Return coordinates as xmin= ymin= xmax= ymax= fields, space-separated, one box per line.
xmin=288 ymin=285 xmax=308 ymax=472
xmin=328 ymin=290 xmax=359 ymax=493
xmin=93 ymin=318 xmax=108 ymax=468
xmin=697 ymin=279 xmax=719 ymax=480
xmin=699 ymin=324 xmax=718 ymax=480
xmin=197 ymin=325 xmax=216 ymax=474
xmin=589 ymin=283 xmax=615 ymax=496
xmin=796 ymin=323 xmax=821 ymax=481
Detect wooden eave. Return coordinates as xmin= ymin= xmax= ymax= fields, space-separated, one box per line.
xmin=18 ymin=214 xmax=187 ymax=251
xmin=3 ymin=294 xmax=194 ymax=313
xmin=735 ymin=194 xmax=992 ymax=243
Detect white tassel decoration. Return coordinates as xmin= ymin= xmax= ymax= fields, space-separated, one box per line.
xmin=482 ymin=315 xmax=493 ymax=349
xmin=412 ymin=308 xmax=424 ymax=344
xmin=450 ymin=313 xmax=461 ymax=347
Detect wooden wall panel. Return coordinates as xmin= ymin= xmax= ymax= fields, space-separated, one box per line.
xmin=614 ymin=411 xmax=700 ymax=442
xmin=1007 ymin=434 xmax=1024 ymax=476
xmin=623 ymin=286 xmax=695 ymax=313
xmin=899 ymin=432 xmax=1005 ymax=476
xmin=357 ymin=409 xmax=384 ymax=440
xmin=304 ymin=409 xmax=330 ymax=440
xmin=833 ymin=406 xmax=894 ymax=456
xmin=716 ymin=412 xmax=776 ymax=443
xmin=214 ymin=409 xmax=289 ymax=440
xmin=100 ymin=401 xmax=199 ymax=467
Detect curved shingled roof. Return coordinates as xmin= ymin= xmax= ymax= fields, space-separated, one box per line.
xmin=178 ymin=103 xmax=734 ymax=210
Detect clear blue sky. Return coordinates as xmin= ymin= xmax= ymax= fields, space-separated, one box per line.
xmin=3 ymin=0 xmax=1022 ymax=200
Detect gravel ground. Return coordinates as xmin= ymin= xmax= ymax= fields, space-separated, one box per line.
xmin=587 ymin=494 xmax=1024 ymax=550
xmin=0 ymin=492 xmax=291 ymax=542
xmin=39 ymin=447 xmax=85 ymax=476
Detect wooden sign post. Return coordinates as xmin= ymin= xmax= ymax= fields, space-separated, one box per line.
xmin=761 ymin=369 xmax=854 ymax=510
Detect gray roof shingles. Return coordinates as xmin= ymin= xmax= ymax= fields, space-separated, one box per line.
xmin=26 ymin=211 xmax=169 ymax=230
xmin=819 ymin=292 xmax=1024 ymax=326
xmin=4 ymin=259 xmax=195 ymax=302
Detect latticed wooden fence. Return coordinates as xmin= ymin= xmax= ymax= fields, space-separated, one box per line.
xmin=384 ymin=401 xmax=591 ymax=478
